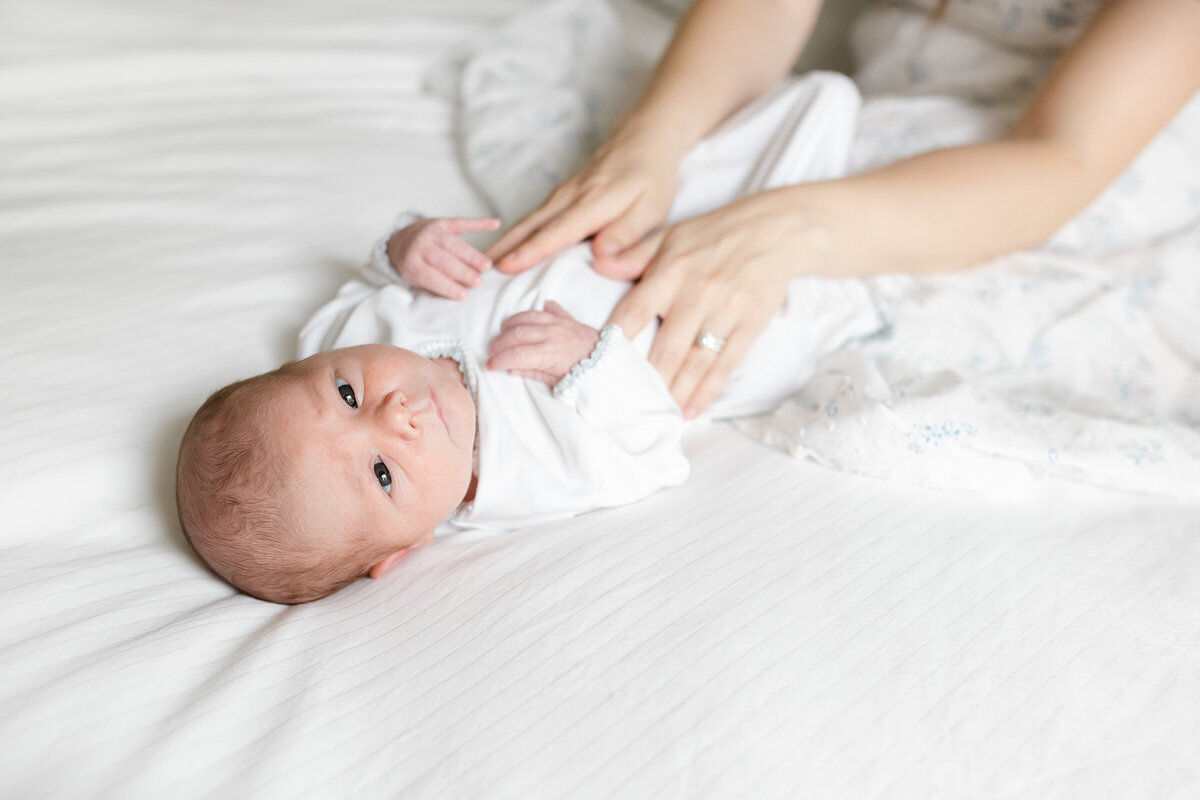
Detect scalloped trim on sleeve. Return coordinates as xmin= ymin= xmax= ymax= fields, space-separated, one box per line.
xmin=553 ymin=324 xmax=620 ymax=402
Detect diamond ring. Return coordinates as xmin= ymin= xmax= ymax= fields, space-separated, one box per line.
xmin=694 ymin=332 xmax=726 ymax=353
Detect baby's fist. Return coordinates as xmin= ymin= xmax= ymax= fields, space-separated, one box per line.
xmin=386 ymin=217 xmax=500 ymax=300
xmin=487 ymin=301 xmax=601 ymax=385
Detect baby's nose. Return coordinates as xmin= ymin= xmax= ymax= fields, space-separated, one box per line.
xmin=377 ymin=391 xmax=420 ymax=439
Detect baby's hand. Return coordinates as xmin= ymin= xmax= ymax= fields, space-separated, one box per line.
xmin=386 ymin=217 xmax=501 ymax=300
xmin=487 ymin=301 xmax=601 ymax=385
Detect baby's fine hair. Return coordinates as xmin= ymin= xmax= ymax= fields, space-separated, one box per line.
xmin=175 ymin=365 xmax=380 ymax=604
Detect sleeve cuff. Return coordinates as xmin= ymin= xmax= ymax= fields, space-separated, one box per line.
xmin=554 ymin=324 xmax=622 ymax=402
xmin=365 ymin=210 xmax=424 ymax=284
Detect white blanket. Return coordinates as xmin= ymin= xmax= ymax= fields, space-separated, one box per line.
xmin=3 ymin=0 xmax=1198 ymax=796
xmin=440 ymin=0 xmax=1200 ymax=500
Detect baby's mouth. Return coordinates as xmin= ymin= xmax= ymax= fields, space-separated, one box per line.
xmin=430 ymin=389 xmax=450 ymax=437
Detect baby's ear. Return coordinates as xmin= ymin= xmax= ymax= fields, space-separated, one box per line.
xmin=369 ymin=548 xmax=410 ymax=579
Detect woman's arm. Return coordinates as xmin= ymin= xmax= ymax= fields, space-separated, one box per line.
xmin=609 ymin=0 xmax=1200 ymax=416
xmin=486 ymin=0 xmax=823 ymax=271
xmin=787 ymin=0 xmax=1200 ymax=275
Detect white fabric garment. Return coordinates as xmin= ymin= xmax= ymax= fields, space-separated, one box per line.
xmin=424 ymin=0 xmax=647 ymax=224
xmin=300 ymin=226 xmax=690 ymax=532
xmin=739 ymin=0 xmax=1200 ymax=500
xmin=440 ymin=0 xmax=1200 ymax=501
xmin=299 ymin=73 xmax=880 ymax=531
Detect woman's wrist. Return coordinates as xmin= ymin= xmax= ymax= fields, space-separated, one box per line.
xmin=609 ymin=106 xmax=697 ymax=164
xmin=747 ymin=186 xmax=839 ymax=280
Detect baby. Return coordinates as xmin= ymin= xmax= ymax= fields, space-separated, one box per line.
xmin=177 ymin=75 xmax=892 ymax=604
xmin=176 ymin=210 xmax=880 ymax=604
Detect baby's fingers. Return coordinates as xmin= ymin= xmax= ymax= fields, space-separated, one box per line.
xmin=499 ymin=309 xmax=559 ymax=331
xmin=487 ymin=323 xmax=548 ymax=358
xmin=444 ymin=235 xmax=493 ymax=273
xmin=509 ymin=369 xmax=560 ymax=385
xmin=487 ymin=343 xmax=557 ymax=375
xmin=441 ymin=217 xmax=501 ymax=235
xmin=427 ymin=251 xmax=483 ymax=290
xmin=418 ymin=268 xmax=474 ymax=301
xmin=542 ymin=300 xmax=576 ymax=320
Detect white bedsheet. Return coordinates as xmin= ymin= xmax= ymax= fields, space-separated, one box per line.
xmin=1 ymin=0 xmax=1198 ymax=797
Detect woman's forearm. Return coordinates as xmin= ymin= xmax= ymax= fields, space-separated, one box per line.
xmin=616 ymin=0 xmax=822 ymax=156
xmin=785 ymin=0 xmax=1200 ymax=278
xmin=784 ymin=137 xmax=1103 ymax=277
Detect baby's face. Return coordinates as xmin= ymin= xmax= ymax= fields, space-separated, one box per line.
xmin=268 ymin=345 xmax=476 ymax=566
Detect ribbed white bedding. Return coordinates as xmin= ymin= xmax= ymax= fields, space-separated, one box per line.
xmin=1 ymin=0 xmax=1197 ymax=797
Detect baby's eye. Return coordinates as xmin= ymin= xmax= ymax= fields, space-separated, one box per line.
xmin=336 ymin=378 xmax=358 ymax=409
xmin=373 ymin=458 xmax=392 ymax=495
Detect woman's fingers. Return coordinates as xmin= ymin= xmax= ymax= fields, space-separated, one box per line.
xmin=606 ymin=257 xmax=677 ymax=340
xmin=646 ymin=289 xmax=710 ymax=390
xmin=495 ymin=189 xmax=636 ymax=273
xmin=591 ymin=195 xmax=662 ymax=260
xmin=486 ymin=184 xmax=580 ymax=263
xmin=485 ymin=197 xmax=570 ymax=264
xmin=681 ymin=328 xmax=758 ymax=417
xmin=671 ymin=324 xmax=757 ymax=417
xmin=593 ymin=230 xmax=663 ymax=280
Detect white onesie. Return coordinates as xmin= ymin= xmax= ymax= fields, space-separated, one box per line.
xmin=298 ymin=73 xmax=882 ymax=533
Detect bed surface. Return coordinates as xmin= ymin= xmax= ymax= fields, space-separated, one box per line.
xmin=2 ymin=0 xmax=1198 ymax=796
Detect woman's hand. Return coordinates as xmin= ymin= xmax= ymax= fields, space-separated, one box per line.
xmin=386 ymin=217 xmax=500 ymax=300
xmin=487 ymin=301 xmax=602 ymax=385
xmin=608 ymin=189 xmax=821 ymax=417
xmin=485 ymin=125 xmax=684 ymax=277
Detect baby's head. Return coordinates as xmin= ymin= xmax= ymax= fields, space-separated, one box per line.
xmin=176 ymin=345 xmax=476 ymax=603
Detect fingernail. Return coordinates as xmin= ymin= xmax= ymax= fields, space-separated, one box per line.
xmin=596 ymin=240 xmax=615 ymax=256
xmin=683 ymin=406 xmax=697 ymax=420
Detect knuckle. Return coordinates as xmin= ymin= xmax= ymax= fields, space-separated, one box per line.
xmin=660 ymin=252 xmax=692 ymax=277
xmin=678 ymin=358 xmax=706 ymax=380
xmin=577 ymin=184 xmax=605 ymax=204
xmin=622 ymin=300 xmax=654 ymax=323
xmin=658 ymin=344 xmax=686 ymax=368
xmin=549 ymin=182 xmax=574 ymax=202
xmin=697 ymin=274 xmax=726 ymax=298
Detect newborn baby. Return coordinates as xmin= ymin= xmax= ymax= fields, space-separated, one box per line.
xmin=177 ymin=211 xmax=879 ymax=604
xmin=177 ymin=76 xmax=884 ymax=604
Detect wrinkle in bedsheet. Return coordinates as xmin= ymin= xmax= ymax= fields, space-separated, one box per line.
xmin=2 ymin=1 xmax=1199 ymax=798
